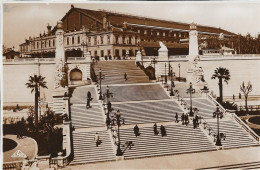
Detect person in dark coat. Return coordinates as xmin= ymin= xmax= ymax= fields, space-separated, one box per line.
xmin=134 ymin=125 xmax=139 ymax=137
xmin=193 ymin=118 xmax=196 ymax=129
xmin=153 ymin=123 xmax=158 ymax=135
xmin=185 ymin=114 xmax=189 ymax=126
xmin=160 ymin=125 xmax=166 ymax=136
xmin=181 ymin=113 xmax=185 ymax=125
xmin=195 ymin=115 xmax=199 ymax=126
xmin=124 ymin=73 xmax=127 ymax=81
xmin=175 ymin=113 xmax=179 ymax=123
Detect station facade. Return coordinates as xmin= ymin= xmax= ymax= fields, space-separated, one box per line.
xmin=19 ymin=5 xmax=235 ymax=58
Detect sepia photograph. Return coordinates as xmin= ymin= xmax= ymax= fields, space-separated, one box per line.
xmin=2 ymin=1 xmax=260 ymax=169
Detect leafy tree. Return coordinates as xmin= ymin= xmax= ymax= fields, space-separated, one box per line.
xmin=211 ymin=67 xmax=231 ymax=103
xmin=25 ymin=75 xmax=48 ymax=127
xmin=240 ymin=81 xmax=253 ymax=112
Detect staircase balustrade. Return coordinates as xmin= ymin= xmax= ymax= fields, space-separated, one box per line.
xmin=232 ymin=113 xmax=260 ymax=144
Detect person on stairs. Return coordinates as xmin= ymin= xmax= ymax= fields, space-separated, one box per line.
xmin=134 ymin=124 xmax=139 ymax=137
xmin=94 ymin=132 xmax=100 ymax=147
xmin=181 ymin=113 xmax=185 ymax=125
xmin=160 ymin=125 xmax=167 ymax=137
xmin=193 ymin=118 xmax=197 ymax=129
xmin=153 ymin=123 xmax=158 ymax=135
xmin=86 ymin=91 xmax=93 ymax=109
xmin=124 ymin=73 xmax=128 ymax=81
xmin=185 ymin=113 xmax=189 ymax=126
xmin=175 ymin=113 xmax=179 ymax=123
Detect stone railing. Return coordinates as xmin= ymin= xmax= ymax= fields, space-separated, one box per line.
xmin=232 ymin=113 xmax=260 ymax=144
xmin=67 ymin=57 xmax=86 ymax=61
xmin=142 ymin=56 xmax=158 ymax=60
xmin=3 ymin=58 xmax=55 ymax=63
xmin=3 ymin=160 xmax=37 ymax=170
xmin=50 ymin=120 xmax=72 ymax=167
xmin=169 ymin=55 xmax=187 ymax=59
xmin=206 ymin=93 xmax=226 ymax=113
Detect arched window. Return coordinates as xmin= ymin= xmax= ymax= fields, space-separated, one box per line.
xmin=70 ymin=68 xmax=82 ymax=81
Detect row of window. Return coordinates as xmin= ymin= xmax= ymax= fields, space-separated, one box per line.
xmin=136 ymin=29 xmax=188 ymax=38
xmin=33 ymin=39 xmax=55 ymax=49
xmin=66 ymin=36 xmax=81 ymax=45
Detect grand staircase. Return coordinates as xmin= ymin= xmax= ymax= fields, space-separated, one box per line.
xmin=71 ymin=130 xmax=116 ymax=165
xmin=207 ymin=120 xmax=258 ymax=149
xmin=120 ymin=124 xmax=217 ymax=159
xmin=112 ymin=100 xmax=184 ymax=125
xmin=94 ymin=60 xmax=151 ymax=84
xmin=71 ymin=105 xmax=104 ymax=129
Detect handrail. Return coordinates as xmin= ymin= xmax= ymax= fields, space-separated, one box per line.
xmin=232 ymin=113 xmax=260 ymax=144
xmin=206 ymin=93 xmax=226 ymax=113
xmin=3 ymin=159 xmax=37 ymax=170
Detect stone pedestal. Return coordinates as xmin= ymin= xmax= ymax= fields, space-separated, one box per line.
xmin=135 ymin=51 xmax=142 ymax=64
xmin=116 ymin=156 xmax=125 ymax=161
xmin=157 ymin=42 xmax=169 ymax=78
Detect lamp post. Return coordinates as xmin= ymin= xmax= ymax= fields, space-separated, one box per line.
xmin=151 ymin=56 xmax=157 ymax=80
xmin=169 ymin=66 xmax=175 ymax=96
xmin=99 ymin=69 xmax=102 ymax=100
xmin=164 ymin=63 xmax=167 ymax=84
xmin=178 ymin=63 xmax=181 ymax=81
xmin=115 ymin=110 xmax=123 ymax=156
xmin=213 ymin=104 xmax=223 ymax=146
xmin=186 ymin=82 xmax=195 ymax=116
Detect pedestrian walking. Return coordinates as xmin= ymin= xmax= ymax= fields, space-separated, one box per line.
xmin=106 ymin=117 xmax=110 ymax=129
xmin=195 ymin=115 xmax=199 ymax=125
xmin=134 ymin=124 xmax=139 ymax=137
xmin=239 ymin=93 xmax=241 ymax=99
xmin=233 ymin=94 xmax=235 ymax=100
xmin=181 ymin=113 xmax=185 ymax=125
xmin=175 ymin=113 xmax=179 ymax=123
xmin=160 ymin=125 xmax=166 ymax=137
xmin=193 ymin=118 xmax=196 ymax=129
xmin=124 ymin=73 xmax=128 ymax=81
xmin=185 ymin=114 xmax=189 ymax=126
xmin=86 ymin=99 xmax=90 ymax=109
xmin=94 ymin=132 xmax=100 ymax=147
xmin=153 ymin=123 xmax=158 ymax=135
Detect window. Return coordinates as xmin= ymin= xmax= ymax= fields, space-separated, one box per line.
xmin=72 ymin=36 xmax=74 ymax=44
xmin=94 ymin=37 xmax=97 ymax=45
xmin=67 ymin=37 xmax=69 ymax=45
xmin=129 ymin=36 xmax=132 ymax=44
xmin=101 ymin=36 xmax=103 ymax=44
xmin=101 ymin=50 xmax=104 ymax=57
xmin=179 ymin=33 xmax=182 ymax=38
xmin=78 ymin=36 xmax=80 ymax=44
xmin=115 ymin=36 xmax=119 ymax=44
xmin=107 ymin=35 xmax=110 ymax=44
xmin=163 ymin=32 xmax=165 ymax=36
xmin=157 ymin=32 xmax=160 ymax=36
xmin=174 ymin=33 xmax=176 ymax=37
xmin=49 ymin=40 xmax=51 ymax=47
xmin=122 ymin=36 xmax=125 ymax=44
xmin=53 ymin=39 xmax=55 ymax=46
xmin=144 ymin=30 xmax=147 ymax=35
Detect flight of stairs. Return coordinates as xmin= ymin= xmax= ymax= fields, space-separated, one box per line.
xmin=53 ymin=97 xmax=64 ymax=115
xmin=71 ymin=105 xmax=104 ymax=129
xmin=102 ymin=84 xmax=170 ymax=102
xmin=184 ymin=98 xmax=216 ymax=119
xmin=70 ymin=86 xmax=98 ymax=104
xmin=71 ymin=131 xmax=116 ymax=165
xmin=94 ymin=61 xmax=151 ymax=84
xmin=120 ymin=124 xmax=217 ymax=159
xmin=207 ymin=120 xmax=258 ymax=149
xmin=112 ymin=101 xmax=184 ymax=125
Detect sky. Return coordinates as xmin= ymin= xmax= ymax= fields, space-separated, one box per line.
xmin=3 ymin=2 xmax=260 ymax=50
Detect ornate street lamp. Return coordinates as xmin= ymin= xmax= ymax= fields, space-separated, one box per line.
xmin=115 ymin=110 xmax=124 ymax=156
xmin=99 ymin=69 xmax=102 ymax=100
xmin=186 ymin=82 xmax=195 ymax=116
xmin=178 ymin=63 xmax=181 ymax=81
xmin=164 ymin=63 xmax=167 ymax=84
xmin=169 ymin=66 xmax=175 ymax=96
xmin=151 ymin=56 xmax=157 ymax=80
xmin=213 ymin=104 xmax=224 ymax=146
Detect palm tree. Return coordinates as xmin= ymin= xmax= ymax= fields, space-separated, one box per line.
xmin=25 ymin=75 xmax=48 ymax=127
xmin=211 ymin=67 xmax=231 ymax=103
xmin=240 ymin=81 xmax=253 ymax=112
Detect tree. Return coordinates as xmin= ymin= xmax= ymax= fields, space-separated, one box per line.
xmin=211 ymin=67 xmax=231 ymax=103
xmin=240 ymin=81 xmax=253 ymax=112
xmin=25 ymin=75 xmax=48 ymax=127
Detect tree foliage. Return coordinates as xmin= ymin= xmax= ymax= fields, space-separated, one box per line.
xmin=240 ymin=81 xmax=253 ymax=112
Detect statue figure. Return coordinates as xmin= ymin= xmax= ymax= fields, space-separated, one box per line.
xmin=159 ymin=41 xmax=167 ymax=51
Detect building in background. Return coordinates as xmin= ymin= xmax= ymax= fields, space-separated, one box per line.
xmin=19 ymin=5 xmax=236 ymax=59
